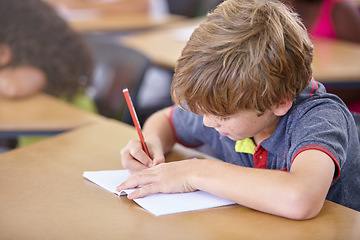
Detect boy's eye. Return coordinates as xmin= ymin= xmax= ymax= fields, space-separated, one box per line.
xmin=217 ymin=116 xmax=230 ymax=121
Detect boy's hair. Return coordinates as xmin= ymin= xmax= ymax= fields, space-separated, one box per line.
xmin=171 ymin=0 xmax=313 ymax=116
xmin=0 ymin=0 xmax=93 ymax=99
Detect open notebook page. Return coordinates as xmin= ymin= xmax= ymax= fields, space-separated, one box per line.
xmin=83 ymin=170 xmax=235 ymax=216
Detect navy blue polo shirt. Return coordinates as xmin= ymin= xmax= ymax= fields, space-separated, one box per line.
xmin=170 ymin=79 xmax=360 ymax=211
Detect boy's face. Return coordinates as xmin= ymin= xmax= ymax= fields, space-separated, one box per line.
xmin=202 ymin=109 xmax=281 ymax=143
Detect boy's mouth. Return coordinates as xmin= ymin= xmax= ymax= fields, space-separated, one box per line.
xmin=217 ymin=130 xmax=229 ymax=136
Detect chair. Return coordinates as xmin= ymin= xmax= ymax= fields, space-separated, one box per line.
xmin=85 ymin=39 xmax=151 ymax=125
xmin=167 ymin=0 xmax=222 ymax=17
xmin=167 ymin=0 xmax=201 ymax=17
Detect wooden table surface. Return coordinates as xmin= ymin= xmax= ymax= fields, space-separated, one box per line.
xmin=311 ymin=38 xmax=360 ymax=83
xmin=121 ymin=17 xmax=360 ymax=84
xmin=121 ymin=17 xmax=202 ymax=68
xmin=68 ymin=12 xmax=184 ymax=33
xmin=0 ymin=120 xmax=359 ymax=240
xmin=0 ymin=93 xmax=105 ymax=134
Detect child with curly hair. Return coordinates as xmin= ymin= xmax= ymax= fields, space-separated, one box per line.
xmin=0 ymin=0 xmax=97 ymax=146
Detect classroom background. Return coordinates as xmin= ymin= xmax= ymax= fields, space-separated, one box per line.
xmin=1 ymin=0 xmax=360 ymax=151
xmin=1 ymin=1 xmax=360 ymax=239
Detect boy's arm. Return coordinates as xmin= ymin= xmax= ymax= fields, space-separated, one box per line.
xmin=142 ymin=107 xmax=176 ymax=157
xmin=193 ymin=149 xmax=335 ymax=220
xmin=119 ymin=148 xmax=335 ymax=220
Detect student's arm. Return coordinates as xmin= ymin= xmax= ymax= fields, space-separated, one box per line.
xmin=120 ymin=107 xmax=176 ymax=172
xmin=333 ymin=1 xmax=360 ymax=43
xmin=194 ymin=149 xmax=334 ymax=220
xmin=118 ymin=149 xmax=335 ymax=220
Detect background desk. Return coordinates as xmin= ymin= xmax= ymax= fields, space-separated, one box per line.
xmin=0 ymin=120 xmax=359 ymax=240
xmin=121 ymin=18 xmax=360 ymax=86
xmin=312 ymin=38 xmax=360 ymax=85
xmin=68 ymin=12 xmax=184 ymax=33
xmin=121 ymin=17 xmax=202 ymax=68
xmin=0 ymin=93 xmax=105 ymax=137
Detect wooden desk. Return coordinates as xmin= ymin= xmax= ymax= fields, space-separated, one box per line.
xmin=312 ymin=38 xmax=360 ymax=84
xmin=121 ymin=18 xmax=360 ymax=85
xmin=0 ymin=93 xmax=105 ymax=136
xmin=0 ymin=120 xmax=359 ymax=240
xmin=121 ymin=17 xmax=202 ymax=68
xmin=68 ymin=12 xmax=184 ymax=33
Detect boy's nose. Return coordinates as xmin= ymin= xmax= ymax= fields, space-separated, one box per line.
xmin=203 ymin=115 xmax=220 ymax=128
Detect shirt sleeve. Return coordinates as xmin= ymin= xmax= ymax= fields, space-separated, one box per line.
xmin=169 ymin=105 xmax=206 ymax=148
xmin=288 ymin=102 xmax=349 ymax=180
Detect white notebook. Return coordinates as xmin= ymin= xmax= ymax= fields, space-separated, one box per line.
xmin=83 ymin=170 xmax=235 ymax=216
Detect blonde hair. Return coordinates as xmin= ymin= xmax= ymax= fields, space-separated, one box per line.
xmin=171 ymin=0 xmax=313 ymax=116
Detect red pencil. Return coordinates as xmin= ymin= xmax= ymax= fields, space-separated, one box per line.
xmin=123 ymin=88 xmax=150 ymax=157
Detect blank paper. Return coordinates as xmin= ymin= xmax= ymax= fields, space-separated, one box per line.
xmin=83 ymin=170 xmax=235 ymax=216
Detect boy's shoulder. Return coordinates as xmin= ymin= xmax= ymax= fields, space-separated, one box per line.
xmin=290 ymin=80 xmax=348 ymax=116
xmin=272 ymin=80 xmax=355 ymax=148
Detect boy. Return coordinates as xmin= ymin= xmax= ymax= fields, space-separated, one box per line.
xmin=117 ymin=0 xmax=360 ymax=219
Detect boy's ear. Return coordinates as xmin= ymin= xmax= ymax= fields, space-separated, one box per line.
xmin=272 ymin=98 xmax=293 ymax=116
xmin=0 ymin=44 xmax=12 ymax=66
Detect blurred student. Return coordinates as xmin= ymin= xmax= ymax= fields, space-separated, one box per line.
xmin=281 ymin=0 xmax=360 ymax=113
xmin=282 ymin=0 xmax=360 ymax=42
xmin=0 ymin=0 xmax=96 ymax=146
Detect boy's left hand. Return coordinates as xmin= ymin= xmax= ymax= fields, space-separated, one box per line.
xmin=116 ymin=159 xmax=199 ymax=199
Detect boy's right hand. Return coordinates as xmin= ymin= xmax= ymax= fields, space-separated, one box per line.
xmin=120 ymin=140 xmax=165 ymax=173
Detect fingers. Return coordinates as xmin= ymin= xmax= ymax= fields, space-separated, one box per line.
xmin=151 ymin=154 xmax=165 ymax=167
xmin=116 ymin=170 xmax=160 ymax=198
xmin=121 ymin=139 xmax=167 ymax=171
xmin=126 ymin=140 xmax=153 ymax=166
xmin=118 ymin=171 xmax=156 ymax=189
xmin=119 ymin=140 xmax=169 ymax=198
xmin=121 ymin=159 xmax=148 ymax=173
xmin=116 ymin=161 xmax=198 ymax=199
xmin=121 ymin=140 xmax=153 ymax=171
xmin=127 ymin=184 xmax=157 ymax=199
